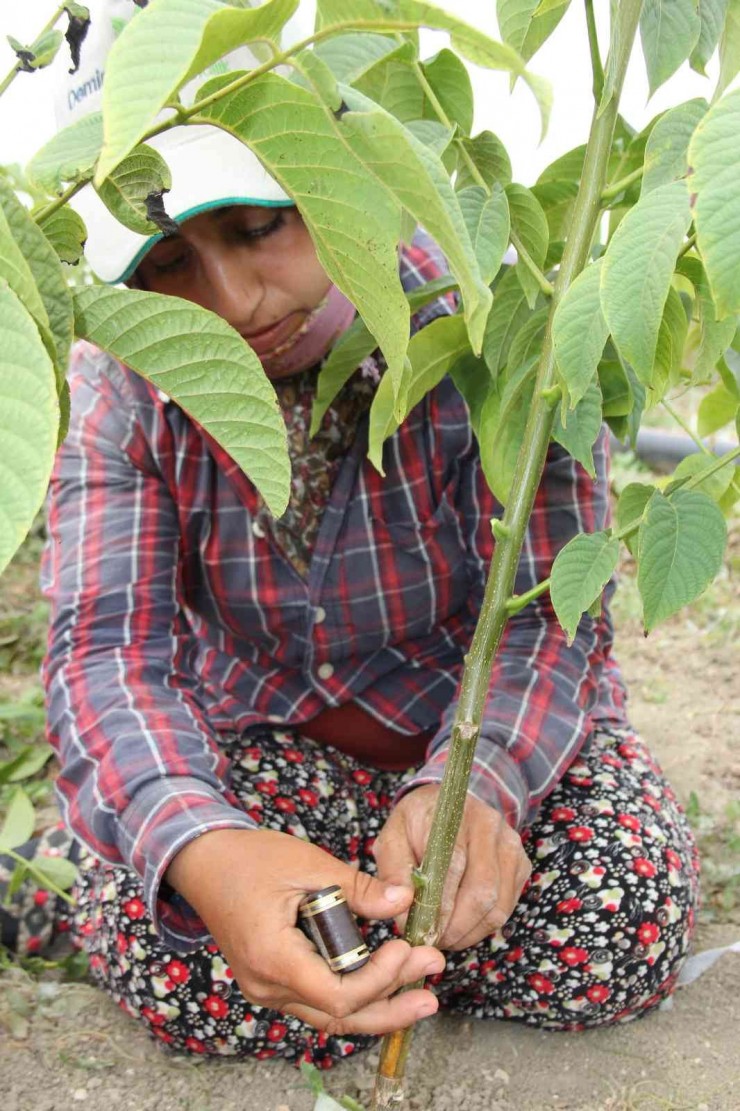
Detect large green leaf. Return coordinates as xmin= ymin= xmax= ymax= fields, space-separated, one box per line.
xmin=450 ymin=352 xmax=493 ymax=437
xmin=0 ymin=788 xmax=36 ymax=852
xmin=27 ymin=112 xmax=103 ymax=195
xmin=0 ymin=207 xmax=49 ymax=335
xmin=641 ymin=99 xmax=707 ymax=195
xmin=691 ymin=0 xmax=729 ymax=74
xmin=37 ymin=206 xmax=87 ymax=266
xmin=506 ymin=183 xmax=549 ymax=309
xmin=367 ymin=314 xmax=470 ymax=470
xmin=667 ymin=452 xmax=736 ymax=502
xmin=552 ymin=378 xmax=603 ymax=478
xmin=552 ymin=259 xmax=609 ymax=408
xmin=677 ymin=256 xmax=736 ymax=382
xmin=496 ymin=0 xmax=571 ymax=63
xmin=96 ymin=144 xmax=172 ymax=235
xmin=457 ymin=184 xmax=510 ymax=285
xmin=478 ymin=357 xmax=537 ymax=504
xmin=600 ymin=180 xmax=692 ymax=382
xmin=353 ymin=45 xmax=425 ymax=123
xmin=550 ymin=531 xmax=620 ymax=644
xmin=0 ymin=179 xmax=73 ymax=385
xmin=0 ymin=282 xmax=60 ymax=576
xmin=482 ymin=266 xmax=533 ymax=376
xmin=697 ymin=379 xmax=740 ymax=434
xmin=689 ymin=89 xmax=740 ymax=320
xmin=455 ymin=131 xmax=512 ymax=191
xmin=339 ymin=89 xmax=492 ymax=356
xmin=639 ymin=0 xmax=702 ymax=97
xmin=637 ymin=489 xmax=727 ymax=631
xmin=506 ymin=306 xmax=549 ymax=372
xmin=650 ymin=285 xmax=688 ymax=405
xmin=599 ymin=356 xmax=634 ymax=418
xmin=422 ymin=48 xmax=473 ymax=135
xmin=717 ymin=0 xmax=740 ymax=97
xmin=96 ymin=0 xmax=299 ymax=183
xmin=315 ymin=0 xmax=552 ymax=138
xmin=194 ymin=72 xmax=409 ymax=396
xmin=72 ymin=286 xmax=290 ymax=516
xmin=313 ymin=32 xmax=403 ymax=83
xmin=616 ymin=481 xmax=655 ymax=555
xmin=531 ymin=179 xmax=578 ymax=242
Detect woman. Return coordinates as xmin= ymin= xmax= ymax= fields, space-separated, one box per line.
xmin=16 ymin=1 xmax=700 ymax=1069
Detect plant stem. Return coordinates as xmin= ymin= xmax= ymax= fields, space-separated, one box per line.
xmin=33 ymin=178 xmax=87 ymax=225
xmin=600 ymin=164 xmax=644 ymax=203
xmin=372 ymin=3 xmax=644 ymax=1107
xmin=678 ymin=232 xmax=697 ymax=258
xmin=6 ymin=848 xmax=76 ymax=906
xmin=585 ymin=0 xmax=604 ymax=104
xmin=660 ymin=399 xmax=711 ymax=454
xmin=0 ymin=4 xmax=67 ymax=98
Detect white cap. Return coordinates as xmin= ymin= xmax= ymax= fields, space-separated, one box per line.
xmin=59 ymin=0 xmax=294 ymax=283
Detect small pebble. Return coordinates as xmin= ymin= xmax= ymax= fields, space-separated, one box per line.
xmin=72 ymin=1091 xmax=88 ymax=1103
xmin=494 ymin=1068 xmax=510 ymax=1085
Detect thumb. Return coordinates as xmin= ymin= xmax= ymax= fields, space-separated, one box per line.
xmin=336 ymin=858 xmax=414 ymax=922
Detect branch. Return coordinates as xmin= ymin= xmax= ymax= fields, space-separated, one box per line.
xmin=585 ymin=0 xmax=604 ymax=104
xmin=601 ymin=164 xmax=644 ymax=204
xmin=0 ymin=3 xmax=66 ymax=98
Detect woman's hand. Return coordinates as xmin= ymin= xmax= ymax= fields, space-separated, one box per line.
xmin=166 ymin=828 xmax=445 ymax=1036
xmin=373 ymin=785 xmax=532 ymax=950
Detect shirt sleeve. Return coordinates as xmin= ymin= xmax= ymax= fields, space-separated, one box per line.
xmin=41 ymin=347 xmax=257 ymax=953
xmin=399 ymin=410 xmax=614 ymax=831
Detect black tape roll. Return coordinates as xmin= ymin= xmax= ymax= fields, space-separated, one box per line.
xmin=298 ymin=885 xmax=370 ymax=973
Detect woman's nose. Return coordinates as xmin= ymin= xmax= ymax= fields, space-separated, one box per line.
xmin=200 ymin=249 xmax=265 ymax=332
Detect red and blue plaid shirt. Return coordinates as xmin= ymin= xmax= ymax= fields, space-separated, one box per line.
xmin=42 ymin=242 xmax=629 ymax=952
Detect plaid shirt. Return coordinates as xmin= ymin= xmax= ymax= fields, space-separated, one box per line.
xmin=41 ymin=243 xmax=629 ymax=953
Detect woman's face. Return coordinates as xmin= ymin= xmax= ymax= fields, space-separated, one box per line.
xmin=135 ymin=205 xmax=331 ymax=380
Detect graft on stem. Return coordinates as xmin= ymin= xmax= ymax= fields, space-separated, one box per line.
xmin=372 ymin=3 xmax=645 ymax=1107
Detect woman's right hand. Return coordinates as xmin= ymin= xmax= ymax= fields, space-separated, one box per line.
xmin=166 ymin=827 xmax=445 ymax=1036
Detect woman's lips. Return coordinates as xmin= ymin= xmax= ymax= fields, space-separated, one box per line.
xmin=243 ymin=311 xmax=306 ymax=356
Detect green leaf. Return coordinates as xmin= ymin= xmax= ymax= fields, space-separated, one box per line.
xmin=697 ymin=380 xmax=740 ymax=434
xmin=667 ymin=452 xmax=736 ymax=502
xmin=552 ymin=378 xmax=603 ymax=478
xmin=27 ymin=112 xmax=103 ymax=195
xmin=338 ymin=89 xmax=492 ymax=357
xmin=95 ymin=144 xmax=172 ymax=235
xmin=531 ymin=179 xmax=578 ymax=241
xmin=32 ymin=856 xmax=78 ymax=892
xmin=404 ymin=119 xmax=454 ymax=157
xmin=507 ymin=305 xmax=549 ymax=372
xmin=641 ymin=99 xmax=708 ymax=195
xmin=506 ymin=183 xmax=549 ymax=309
xmin=0 ymin=179 xmax=74 ymax=385
xmin=550 ymin=531 xmax=620 ymax=644
xmin=0 ymin=788 xmax=35 ymax=852
xmin=0 ymin=207 xmax=49 ymax=334
xmin=717 ymin=0 xmax=740 ymax=98
xmin=72 ymin=286 xmax=290 ymax=516
xmin=194 ymin=72 xmax=409 ymax=396
xmin=96 ymin=0 xmax=299 ymax=183
xmin=599 ymin=356 xmax=634 ymax=418
xmin=0 ymin=282 xmax=59 ymax=576
xmin=676 ymin=256 xmax=736 ymax=382
xmin=496 ymin=0 xmax=571 ymax=63
xmin=483 ymin=266 xmax=534 ymax=376
xmin=457 ymin=184 xmax=510 ymax=285
xmin=368 ymin=314 xmax=470 ymax=470
xmin=316 ymin=0 xmax=551 ymax=139
xmin=616 ymin=481 xmax=655 ymax=554
xmin=449 ymin=352 xmax=493 ymax=437
xmin=455 ymin=131 xmax=512 ymax=191
xmin=637 ymin=489 xmax=727 ymax=631
xmin=310 ymin=323 xmax=377 ymax=437
xmin=691 ymin=0 xmax=729 ymax=74
xmin=313 ymin=32 xmax=403 ymax=84
xmin=640 ymin=0 xmax=702 ymax=97
xmin=9 ymin=29 xmax=64 ymax=72
xmin=36 ymin=206 xmax=87 ymax=266
xmin=601 ymin=181 xmax=692 ymax=382
xmin=292 ymin=49 xmax=342 ymax=111
xmin=689 ymin=88 xmax=740 ymax=320
xmin=537 ymin=144 xmax=587 ymax=186
xmin=0 ymin=744 xmax=53 ymax=785
xmin=552 ymin=260 xmax=609 ymax=408
xmin=422 ymin=48 xmax=473 ymax=135
xmin=353 ymin=47 xmax=425 ymax=123
xmin=478 ymin=357 xmax=537 ymax=504
xmin=649 ymin=285 xmax=688 ymax=405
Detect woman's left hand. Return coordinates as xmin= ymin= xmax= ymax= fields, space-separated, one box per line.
xmin=373 ymin=785 xmax=532 ymax=951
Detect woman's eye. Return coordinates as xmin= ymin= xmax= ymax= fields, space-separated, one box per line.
xmin=238 ymin=210 xmax=286 ymax=241
xmin=150 ymin=250 xmax=189 ymax=274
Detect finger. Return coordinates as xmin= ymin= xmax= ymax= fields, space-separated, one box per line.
xmin=284 ymin=986 xmax=438 ymax=1037
xmin=445 ymin=831 xmax=529 ymax=951
xmin=321 ymin=860 xmax=414 ymax=924
xmin=438 ymin=844 xmax=468 ymax=937
xmin=373 ymin=822 xmax=419 ymax=936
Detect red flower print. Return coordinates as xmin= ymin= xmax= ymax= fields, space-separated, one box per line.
xmin=206 ymin=943 xmax=219 ymax=954
xmin=642 ymin=794 xmax=661 ymax=811
xmin=665 ymin=849 xmax=682 ymax=871
xmin=275 ymin=796 xmax=297 ymax=813
xmin=283 ymin=748 xmax=304 ymax=763
xmin=256 ymin=779 xmax=278 ymax=796
xmin=556 ymin=897 xmax=583 ymax=914
xmin=166 ymin=960 xmax=190 ymax=985
xmin=586 ymin=984 xmax=611 ymax=1004
xmin=33 ymin=890 xmax=49 ymax=907
xmin=268 ymin=1022 xmax=288 ymax=1042
xmin=567 ymin=826 xmax=594 ymax=843
xmin=560 ymin=946 xmax=589 ymax=967
xmin=298 ymin=788 xmax=318 ymax=806
xmin=366 ymin=791 xmax=380 ymax=809
xmin=244 ymin=746 xmax=262 ymax=760
xmin=142 ymin=1005 xmax=166 ymax=1027
xmin=504 ymin=946 xmax=524 ymax=963
xmin=203 ymin=994 xmax=230 ymax=1019
xmin=632 ymin=857 xmax=657 ymax=878
xmin=550 ymin=807 xmax=576 ymax=823
xmin=618 ymin=813 xmax=641 ymax=832
xmin=637 ymin=922 xmax=660 ymax=945
xmin=26 ymin=936 xmax=41 ymax=954
xmin=123 ymin=897 xmax=146 ymax=920
xmin=154 ymin=1029 xmax=174 ymax=1043
xmin=116 ymin=932 xmax=128 ymax=954
xmin=247 ymin=807 xmax=263 ymax=823
xmin=527 ymin=973 xmax=555 ymax=995
xmin=256 ymin=1048 xmax=277 ymax=1060
xmin=185 ymin=1037 xmax=207 ymax=1054
xmin=352 ymin=769 xmax=373 ymax=785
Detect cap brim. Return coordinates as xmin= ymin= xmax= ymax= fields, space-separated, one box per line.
xmin=75 ymin=124 xmax=291 ymax=284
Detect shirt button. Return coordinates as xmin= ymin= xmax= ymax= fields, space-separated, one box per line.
xmin=317 ymin=662 xmax=334 ymax=681
xmin=251 ymin=520 xmax=266 ymax=539
xmin=314 ymin=606 xmax=327 ymax=625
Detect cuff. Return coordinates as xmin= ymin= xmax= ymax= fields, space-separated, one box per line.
xmin=118 ymin=776 xmax=257 ymax=953
xmin=395 ymin=738 xmax=530 ymax=830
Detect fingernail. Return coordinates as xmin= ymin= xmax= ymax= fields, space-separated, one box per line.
xmin=425 ymin=960 xmax=444 ymax=975
xmin=384 ymin=885 xmax=408 ymax=903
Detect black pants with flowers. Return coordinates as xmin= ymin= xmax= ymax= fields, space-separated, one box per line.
xmin=64 ymin=724 xmax=698 ymax=1067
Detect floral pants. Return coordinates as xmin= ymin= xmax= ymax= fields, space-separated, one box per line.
xmin=65 ymin=724 xmax=698 ymax=1067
